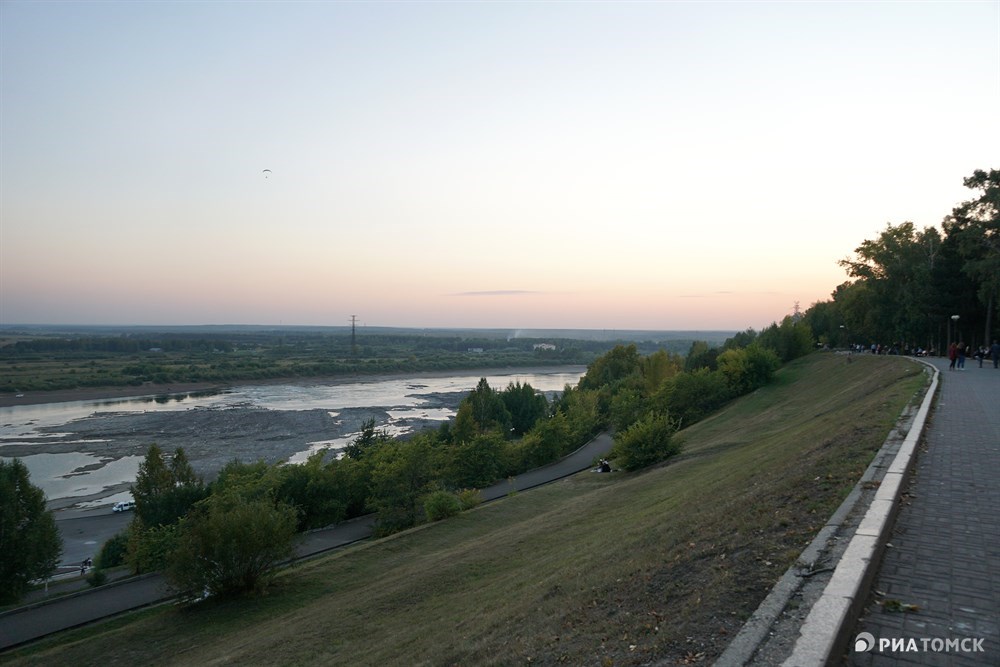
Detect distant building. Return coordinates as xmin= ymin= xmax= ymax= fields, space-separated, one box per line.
xmin=533 ymin=343 xmax=556 ymax=351
xmin=468 ymin=347 xmax=484 ymax=354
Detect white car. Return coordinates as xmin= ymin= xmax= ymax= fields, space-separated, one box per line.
xmin=113 ymin=500 xmax=135 ymax=513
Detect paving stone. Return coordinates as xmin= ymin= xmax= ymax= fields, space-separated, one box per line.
xmin=845 ymin=360 xmax=1000 ymax=666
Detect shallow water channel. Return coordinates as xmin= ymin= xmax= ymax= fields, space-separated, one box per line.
xmin=0 ymin=368 xmax=584 ymax=508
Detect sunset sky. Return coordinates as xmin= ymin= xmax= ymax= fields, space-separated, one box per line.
xmin=2 ymin=1 xmax=998 ymax=331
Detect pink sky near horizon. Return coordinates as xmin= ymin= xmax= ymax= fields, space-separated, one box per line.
xmin=2 ymin=2 xmax=997 ymax=332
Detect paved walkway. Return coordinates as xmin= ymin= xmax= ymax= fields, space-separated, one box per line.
xmin=848 ymin=358 xmax=999 ymax=666
xmin=0 ymin=432 xmax=614 ymax=651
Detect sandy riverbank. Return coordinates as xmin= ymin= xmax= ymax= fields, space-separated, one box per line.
xmin=0 ymin=365 xmax=587 ymax=409
xmin=0 ymin=365 xmax=586 ymax=408
xmin=0 ymin=382 xmax=226 ymax=409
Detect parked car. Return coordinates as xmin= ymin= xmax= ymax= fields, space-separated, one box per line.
xmin=113 ymin=500 xmax=134 ymax=513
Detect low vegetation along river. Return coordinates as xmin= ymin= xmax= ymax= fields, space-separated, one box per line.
xmin=0 ymin=368 xmax=585 ymax=512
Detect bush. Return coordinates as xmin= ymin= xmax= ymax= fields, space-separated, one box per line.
xmin=86 ymin=569 xmax=107 ymax=587
xmin=609 ymin=388 xmax=646 ymax=431
xmin=717 ymin=344 xmax=780 ymax=395
xmin=166 ymin=494 xmax=297 ymax=598
xmin=611 ymin=412 xmax=682 ymax=472
xmin=455 ymin=488 xmax=482 ymax=511
xmin=126 ymin=521 xmax=178 ymax=574
xmin=445 ymin=433 xmax=506 ymax=489
xmin=423 ymin=490 xmax=461 ymax=522
xmin=658 ymin=369 xmax=732 ymax=427
xmin=515 ymin=412 xmax=571 ymax=471
xmin=98 ymin=531 xmax=129 ymax=569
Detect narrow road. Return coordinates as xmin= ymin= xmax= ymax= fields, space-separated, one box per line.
xmin=0 ymin=432 xmax=614 ymax=651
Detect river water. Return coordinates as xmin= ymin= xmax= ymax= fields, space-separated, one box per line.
xmin=0 ymin=368 xmax=584 ymax=506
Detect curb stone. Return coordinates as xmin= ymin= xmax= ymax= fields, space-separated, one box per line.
xmin=713 ymin=357 xmax=939 ymax=667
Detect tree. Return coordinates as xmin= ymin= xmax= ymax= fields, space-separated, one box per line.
xmin=684 ymin=341 xmax=719 ymax=372
xmin=344 ymin=417 xmax=392 ymax=460
xmin=0 ymin=459 xmax=62 ymax=603
xmin=460 ymin=378 xmax=512 ymax=436
xmin=367 ymin=437 xmax=436 ymax=535
xmin=515 ymin=411 xmax=571 ymax=470
xmin=131 ymin=445 xmax=207 ymax=528
xmin=756 ymin=316 xmax=815 ymax=362
xmin=446 ymin=433 xmax=506 ymax=489
xmin=167 ymin=493 xmax=297 ymax=598
xmin=170 ymin=447 xmax=197 ymax=485
xmin=802 ymin=297 xmax=843 ymax=348
xmin=578 ymin=344 xmax=641 ymax=390
xmin=555 ymin=386 xmax=602 ymax=445
xmin=656 ymin=368 xmax=732 ymax=427
xmin=724 ymin=328 xmax=758 ymax=350
xmin=838 ymin=222 xmax=943 ymax=347
xmin=641 ymin=349 xmax=683 ymax=391
xmin=500 ymin=381 xmax=548 ymax=436
xmin=128 ymin=445 xmax=207 ymax=574
xmin=947 ymin=168 xmax=1000 ymax=343
xmin=272 ymin=453 xmax=348 ymax=530
xmin=131 ymin=444 xmax=173 ymax=523
xmin=608 ymin=387 xmax=646 ymax=432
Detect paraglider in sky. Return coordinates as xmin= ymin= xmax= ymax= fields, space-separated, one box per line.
xmin=262 ymin=169 xmax=272 ymax=179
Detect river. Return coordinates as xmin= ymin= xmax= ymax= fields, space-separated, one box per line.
xmin=0 ymin=368 xmax=585 ymax=509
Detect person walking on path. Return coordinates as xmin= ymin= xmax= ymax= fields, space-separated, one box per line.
xmin=992 ymin=340 xmax=1000 ymax=369
xmin=957 ymin=341 xmax=967 ymax=369
xmin=948 ymin=342 xmax=958 ymax=370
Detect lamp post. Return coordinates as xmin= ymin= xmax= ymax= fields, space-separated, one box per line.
xmin=949 ymin=314 xmax=960 ymax=349
xmin=839 ymin=325 xmax=848 ymax=350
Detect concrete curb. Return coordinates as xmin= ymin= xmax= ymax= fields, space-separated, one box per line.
xmin=715 ymin=357 xmax=940 ymax=667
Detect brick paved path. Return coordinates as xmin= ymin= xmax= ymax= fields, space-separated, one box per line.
xmin=848 ymin=358 xmax=999 ymax=666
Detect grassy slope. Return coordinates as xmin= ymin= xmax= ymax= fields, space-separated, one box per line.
xmin=3 ymin=354 xmax=926 ymax=667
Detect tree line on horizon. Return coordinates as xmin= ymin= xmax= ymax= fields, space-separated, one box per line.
xmin=803 ymin=169 xmax=999 ymax=352
xmin=0 ymin=329 xmax=715 ymax=394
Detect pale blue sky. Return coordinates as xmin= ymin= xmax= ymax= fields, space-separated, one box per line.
xmin=2 ymin=1 xmax=998 ymax=330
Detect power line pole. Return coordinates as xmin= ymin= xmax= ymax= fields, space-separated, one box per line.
xmin=350 ymin=315 xmax=358 ymax=356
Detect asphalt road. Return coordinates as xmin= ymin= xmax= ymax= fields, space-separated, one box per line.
xmin=55 ymin=509 xmax=132 ymax=569
xmin=0 ymin=431 xmax=614 ymax=652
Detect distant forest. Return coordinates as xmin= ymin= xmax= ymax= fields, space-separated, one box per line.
xmin=0 ymin=328 xmax=733 ymax=393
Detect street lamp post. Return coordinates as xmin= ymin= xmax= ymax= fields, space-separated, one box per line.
xmin=949 ymin=315 xmax=960 ymax=350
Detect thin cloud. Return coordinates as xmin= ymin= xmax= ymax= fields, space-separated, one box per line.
xmin=451 ymin=290 xmax=543 ymax=297
xmin=678 ymin=290 xmax=788 ymax=298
